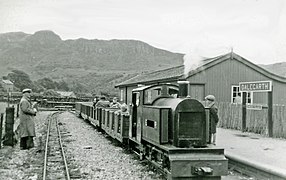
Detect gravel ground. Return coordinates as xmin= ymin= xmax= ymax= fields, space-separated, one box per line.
xmin=0 ymin=111 xmax=50 ymax=180
xmin=59 ymin=111 xmax=164 ymax=180
xmin=0 ymin=111 xmax=163 ymax=180
xmin=0 ymin=110 xmax=250 ymax=180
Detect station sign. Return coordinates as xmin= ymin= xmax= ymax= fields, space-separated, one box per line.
xmin=246 ymin=104 xmax=263 ymax=110
xmin=239 ymin=81 xmax=272 ymax=92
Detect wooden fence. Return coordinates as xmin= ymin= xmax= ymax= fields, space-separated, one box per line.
xmin=216 ymin=102 xmax=286 ymax=138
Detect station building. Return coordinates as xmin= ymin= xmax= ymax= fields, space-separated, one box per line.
xmin=1 ymin=79 xmax=14 ymax=92
xmin=116 ymin=52 xmax=286 ymax=106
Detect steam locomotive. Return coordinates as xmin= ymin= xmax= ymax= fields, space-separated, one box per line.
xmin=75 ymin=82 xmax=228 ymax=179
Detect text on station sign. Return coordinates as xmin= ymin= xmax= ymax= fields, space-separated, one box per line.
xmin=246 ymin=104 xmax=263 ymax=110
xmin=239 ymin=81 xmax=272 ymax=92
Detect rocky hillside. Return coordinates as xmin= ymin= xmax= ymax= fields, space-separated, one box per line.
xmin=0 ymin=30 xmax=184 ymax=93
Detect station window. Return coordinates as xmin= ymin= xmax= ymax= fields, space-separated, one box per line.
xmin=231 ymin=85 xmax=252 ymax=104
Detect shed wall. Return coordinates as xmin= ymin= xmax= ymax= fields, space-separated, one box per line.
xmin=187 ymin=58 xmax=286 ymax=105
xmin=118 ymin=57 xmax=286 ymax=105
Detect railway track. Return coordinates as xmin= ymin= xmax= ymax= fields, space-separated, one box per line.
xmin=43 ymin=112 xmax=71 ymax=180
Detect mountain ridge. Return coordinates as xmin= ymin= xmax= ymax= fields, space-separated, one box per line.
xmin=259 ymin=62 xmax=286 ymax=77
xmin=0 ymin=30 xmax=184 ymax=93
xmin=1 ymin=30 xmax=285 ymax=94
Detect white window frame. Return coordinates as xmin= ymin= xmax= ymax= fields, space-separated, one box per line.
xmin=231 ymin=85 xmax=253 ymax=104
xmin=120 ymin=89 xmax=124 ymax=102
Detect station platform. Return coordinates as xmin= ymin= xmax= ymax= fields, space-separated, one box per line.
xmin=216 ymin=128 xmax=286 ymax=178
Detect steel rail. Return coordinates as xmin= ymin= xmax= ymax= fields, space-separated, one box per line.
xmin=42 ymin=114 xmax=52 ymax=180
xmin=56 ymin=117 xmax=71 ymax=180
xmin=43 ymin=112 xmax=70 ymax=180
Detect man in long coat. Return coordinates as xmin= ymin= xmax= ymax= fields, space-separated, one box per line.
xmin=19 ymin=88 xmax=37 ymax=150
xmin=205 ymin=95 xmax=219 ymax=145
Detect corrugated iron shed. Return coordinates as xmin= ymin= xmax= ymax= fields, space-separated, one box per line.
xmin=115 ymin=52 xmax=286 ymax=105
xmin=116 ymin=53 xmax=286 ymax=87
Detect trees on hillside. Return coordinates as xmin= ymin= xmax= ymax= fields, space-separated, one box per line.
xmin=35 ymin=78 xmax=57 ymax=90
xmin=0 ymin=82 xmax=4 ymax=92
xmin=57 ymin=80 xmax=69 ymax=91
xmin=35 ymin=78 xmax=70 ymax=91
xmin=2 ymin=70 xmax=71 ymax=92
xmin=4 ymin=70 xmax=35 ymax=91
xmin=42 ymin=89 xmax=60 ymax=97
xmin=1 ymin=69 xmax=125 ymax=95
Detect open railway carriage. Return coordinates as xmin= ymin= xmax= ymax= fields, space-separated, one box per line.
xmin=129 ymin=82 xmax=228 ymax=179
xmin=75 ymin=102 xmax=130 ymax=143
xmin=75 ymin=82 xmax=228 ymax=179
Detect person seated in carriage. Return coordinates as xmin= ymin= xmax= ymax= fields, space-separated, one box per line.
xmin=109 ymin=97 xmax=121 ymax=109
xmin=95 ymin=96 xmax=110 ymax=108
xmin=93 ymin=96 xmax=100 ymax=108
xmin=115 ymin=103 xmax=129 ymax=116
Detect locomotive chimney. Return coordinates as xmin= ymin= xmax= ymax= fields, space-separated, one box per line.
xmin=178 ymin=79 xmax=189 ymax=98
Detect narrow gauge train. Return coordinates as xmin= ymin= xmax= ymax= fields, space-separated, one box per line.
xmin=75 ymin=82 xmax=228 ymax=179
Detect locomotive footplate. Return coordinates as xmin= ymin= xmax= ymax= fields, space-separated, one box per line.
xmin=168 ymin=149 xmax=228 ymax=179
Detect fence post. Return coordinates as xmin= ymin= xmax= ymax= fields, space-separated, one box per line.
xmin=242 ymin=92 xmax=247 ymax=132
xmin=0 ymin=113 xmax=3 ymax=149
xmin=268 ymin=90 xmax=273 ymax=137
xmin=2 ymin=107 xmax=15 ymax=146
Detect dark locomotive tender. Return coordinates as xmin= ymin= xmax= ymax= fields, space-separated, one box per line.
xmin=75 ymin=82 xmax=228 ymax=179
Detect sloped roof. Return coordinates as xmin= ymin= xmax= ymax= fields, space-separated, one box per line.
xmin=132 ymin=85 xmax=152 ymax=92
xmin=186 ymin=52 xmax=286 ymax=83
xmin=2 ymin=79 xmax=13 ymax=85
xmin=115 ymin=65 xmax=184 ymax=87
xmin=115 ymin=52 xmax=286 ymax=87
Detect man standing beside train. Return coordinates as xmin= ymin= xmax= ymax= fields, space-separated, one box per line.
xmin=205 ymin=95 xmax=219 ymax=145
xmin=18 ymin=88 xmax=37 ymax=150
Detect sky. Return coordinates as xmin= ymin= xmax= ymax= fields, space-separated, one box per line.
xmin=0 ymin=0 xmax=286 ymax=65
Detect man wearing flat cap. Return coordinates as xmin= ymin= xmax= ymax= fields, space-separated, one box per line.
xmin=205 ymin=95 xmax=219 ymax=145
xmin=18 ymin=88 xmax=37 ymax=150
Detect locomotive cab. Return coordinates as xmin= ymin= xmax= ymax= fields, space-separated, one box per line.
xmin=129 ymin=84 xmax=179 ymax=143
xmin=130 ymin=83 xmax=207 ymax=148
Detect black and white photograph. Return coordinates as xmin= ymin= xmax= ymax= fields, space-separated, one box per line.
xmin=0 ymin=0 xmax=286 ymax=179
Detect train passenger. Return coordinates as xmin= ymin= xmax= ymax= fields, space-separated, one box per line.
xmin=109 ymin=97 xmax=121 ymax=109
xmin=95 ymin=96 xmax=110 ymax=108
xmin=18 ymin=88 xmax=38 ymax=150
xmin=120 ymin=103 xmax=129 ymax=115
xmin=93 ymin=96 xmax=100 ymax=108
xmin=205 ymin=95 xmax=219 ymax=145
xmin=115 ymin=103 xmax=129 ymax=116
